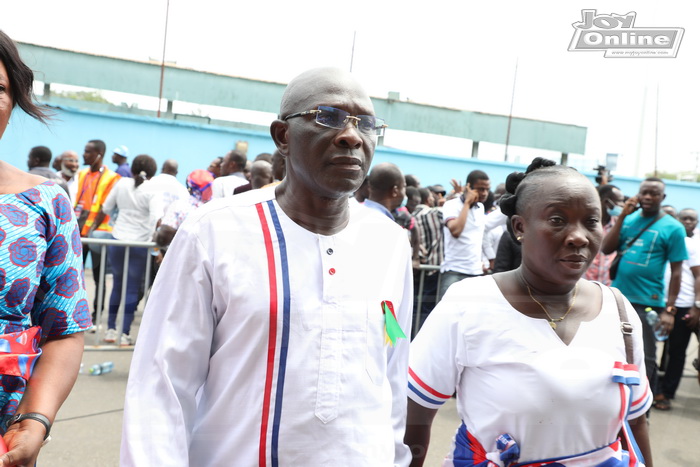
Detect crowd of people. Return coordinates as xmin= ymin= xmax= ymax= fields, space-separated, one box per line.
xmin=1 ymin=26 xmax=699 ymax=466
xmin=22 ymin=140 xmax=280 ymax=346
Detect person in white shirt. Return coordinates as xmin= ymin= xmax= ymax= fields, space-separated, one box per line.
xmin=121 ymin=67 xmax=413 ymax=466
xmin=100 ymin=155 xmax=162 ymax=346
xmin=210 ymin=149 xmax=248 ymax=198
xmin=655 ymin=208 xmax=700 ymax=410
xmin=439 ymin=170 xmax=505 ymax=298
xmin=147 ymin=158 xmax=189 ymax=218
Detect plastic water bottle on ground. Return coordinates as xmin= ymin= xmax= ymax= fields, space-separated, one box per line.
xmin=644 ymin=307 xmax=668 ymax=341
xmin=89 ymin=361 xmax=114 ymax=376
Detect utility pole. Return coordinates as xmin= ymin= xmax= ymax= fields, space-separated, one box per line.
xmin=157 ymin=0 xmax=171 ymax=118
xmin=504 ymin=58 xmax=518 ymax=162
xmin=653 ymin=83 xmax=659 ymax=177
xmin=349 ymin=31 xmax=356 ymax=72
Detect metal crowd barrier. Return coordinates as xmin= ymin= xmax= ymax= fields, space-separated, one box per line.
xmin=81 ymin=237 xmax=156 ymax=349
xmin=80 ymin=239 xmax=442 ymax=347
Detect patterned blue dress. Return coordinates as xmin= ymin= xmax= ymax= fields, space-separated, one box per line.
xmin=0 ymin=181 xmax=92 ymax=425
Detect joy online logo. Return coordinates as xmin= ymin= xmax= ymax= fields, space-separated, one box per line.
xmin=568 ymin=10 xmax=684 ymax=58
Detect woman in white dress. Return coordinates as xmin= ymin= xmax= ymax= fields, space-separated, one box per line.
xmin=405 ymin=158 xmax=653 ymax=466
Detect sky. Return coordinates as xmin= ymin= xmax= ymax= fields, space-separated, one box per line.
xmin=3 ymin=1 xmax=700 ymax=178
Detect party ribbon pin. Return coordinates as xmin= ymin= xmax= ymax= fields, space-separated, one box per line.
xmin=382 ymin=300 xmax=406 ymax=346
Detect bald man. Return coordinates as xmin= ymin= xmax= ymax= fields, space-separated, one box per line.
xmin=123 ymin=68 xmax=413 ymax=466
xmin=233 ymin=160 xmax=276 ymax=195
xmin=147 ymin=158 xmax=189 ymax=220
xmin=364 ymin=162 xmax=406 ymax=219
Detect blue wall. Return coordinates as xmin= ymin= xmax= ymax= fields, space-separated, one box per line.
xmin=2 ymin=106 xmax=274 ymax=186
xmin=3 ymin=106 xmax=699 ymax=213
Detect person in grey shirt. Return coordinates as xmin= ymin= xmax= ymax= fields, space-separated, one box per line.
xmin=27 ymin=145 xmax=69 ymax=193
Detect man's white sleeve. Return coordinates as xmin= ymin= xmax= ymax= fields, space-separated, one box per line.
xmin=121 ymin=220 xmax=215 ymax=465
xmin=388 ymin=240 xmax=414 ymax=467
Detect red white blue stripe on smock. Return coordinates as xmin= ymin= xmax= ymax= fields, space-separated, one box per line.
xmin=255 ymin=201 xmax=291 ymax=467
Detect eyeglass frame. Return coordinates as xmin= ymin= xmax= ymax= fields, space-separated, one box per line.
xmin=282 ymin=106 xmax=388 ymax=137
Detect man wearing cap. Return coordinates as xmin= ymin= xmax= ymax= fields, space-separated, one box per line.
xmin=428 ymin=184 xmax=447 ymax=207
xmin=112 ymin=145 xmax=132 ymax=178
xmin=123 ymin=68 xmax=413 ymax=466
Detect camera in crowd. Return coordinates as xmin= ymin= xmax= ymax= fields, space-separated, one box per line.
xmin=594 ymin=165 xmax=614 ymax=185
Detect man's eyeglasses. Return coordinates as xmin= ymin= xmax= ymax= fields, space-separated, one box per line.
xmin=283 ymin=106 xmax=387 ymax=137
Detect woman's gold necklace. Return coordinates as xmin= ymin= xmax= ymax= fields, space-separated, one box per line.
xmin=524 ymin=282 xmax=579 ymax=330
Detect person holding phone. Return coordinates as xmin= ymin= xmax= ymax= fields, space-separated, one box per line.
xmin=585 ymin=184 xmax=625 ymax=285
xmin=601 ymin=178 xmax=688 ymax=402
xmin=438 ymin=171 xmax=506 ymax=300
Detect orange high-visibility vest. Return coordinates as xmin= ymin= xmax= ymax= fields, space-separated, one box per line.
xmin=75 ymin=166 xmax=121 ymax=236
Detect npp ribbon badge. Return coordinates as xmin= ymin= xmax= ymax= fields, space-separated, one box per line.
xmin=568 ymin=10 xmax=683 ymax=58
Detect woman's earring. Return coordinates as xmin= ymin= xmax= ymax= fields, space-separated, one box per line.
xmin=517 ymin=236 xmax=522 ymax=241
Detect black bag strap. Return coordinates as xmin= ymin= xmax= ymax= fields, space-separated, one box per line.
xmin=617 ymin=212 xmax=665 ymax=259
xmin=611 ymin=286 xmax=634 ymax=364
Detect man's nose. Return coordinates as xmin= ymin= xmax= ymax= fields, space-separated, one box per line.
xmin=334 ymin=121 xmax=363 ymax=149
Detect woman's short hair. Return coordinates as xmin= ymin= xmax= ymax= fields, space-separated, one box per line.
xmin=0 ymin=30 xmax=49 ymax=122
xmin=499 ymin=157 xmax=582 ymax=241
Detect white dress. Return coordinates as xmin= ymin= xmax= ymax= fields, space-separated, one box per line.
xmin=409 ymin=275 xmax=652 ymax=465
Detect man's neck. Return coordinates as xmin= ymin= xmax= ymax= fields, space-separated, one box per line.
xmin=90 ymin=164 xmax=103 ymax=173
xmin=275 ymin=181 xmax=350 ymax=236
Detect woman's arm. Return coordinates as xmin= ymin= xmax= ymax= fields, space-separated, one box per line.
xmin=404 ymin=399 xmax=439 ymax=467
xmin=1 ymin=332 xmax=84 ymax=466
xmin=629 ymin=415 xmax=653 ymax=467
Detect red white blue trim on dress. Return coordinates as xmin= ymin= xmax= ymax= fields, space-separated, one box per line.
xmin=408 ymin=367 xmax=452 ymax=408
xmin=441 ymin=362 xmax=648 ymax=466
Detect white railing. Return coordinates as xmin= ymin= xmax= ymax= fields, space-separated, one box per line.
xmin=81 ymin=237 xmax=156 ymax=349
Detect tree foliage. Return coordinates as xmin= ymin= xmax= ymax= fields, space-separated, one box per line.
xmin=646 ymin=171 xmax=700 ymax=183
xmin=53 ymin=90 xmax=109 ymax=103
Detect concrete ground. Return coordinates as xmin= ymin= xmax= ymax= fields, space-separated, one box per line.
xmin=37 ymin=274 xmax=700 ymax=465
xmin=39 ymin=332 xmax=700 ymax=465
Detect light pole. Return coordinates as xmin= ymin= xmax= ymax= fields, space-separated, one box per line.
xmin=157 ymin=0 xmax=171 ymax=118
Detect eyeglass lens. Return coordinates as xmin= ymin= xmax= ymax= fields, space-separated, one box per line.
xmin=316 ymin=106 xmax=385 ymax=136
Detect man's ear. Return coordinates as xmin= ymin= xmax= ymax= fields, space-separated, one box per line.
xmin=270 ymin=120 xmax=289 ymax=156
xmin=511 ymin=214 xmax=525 ymax=239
